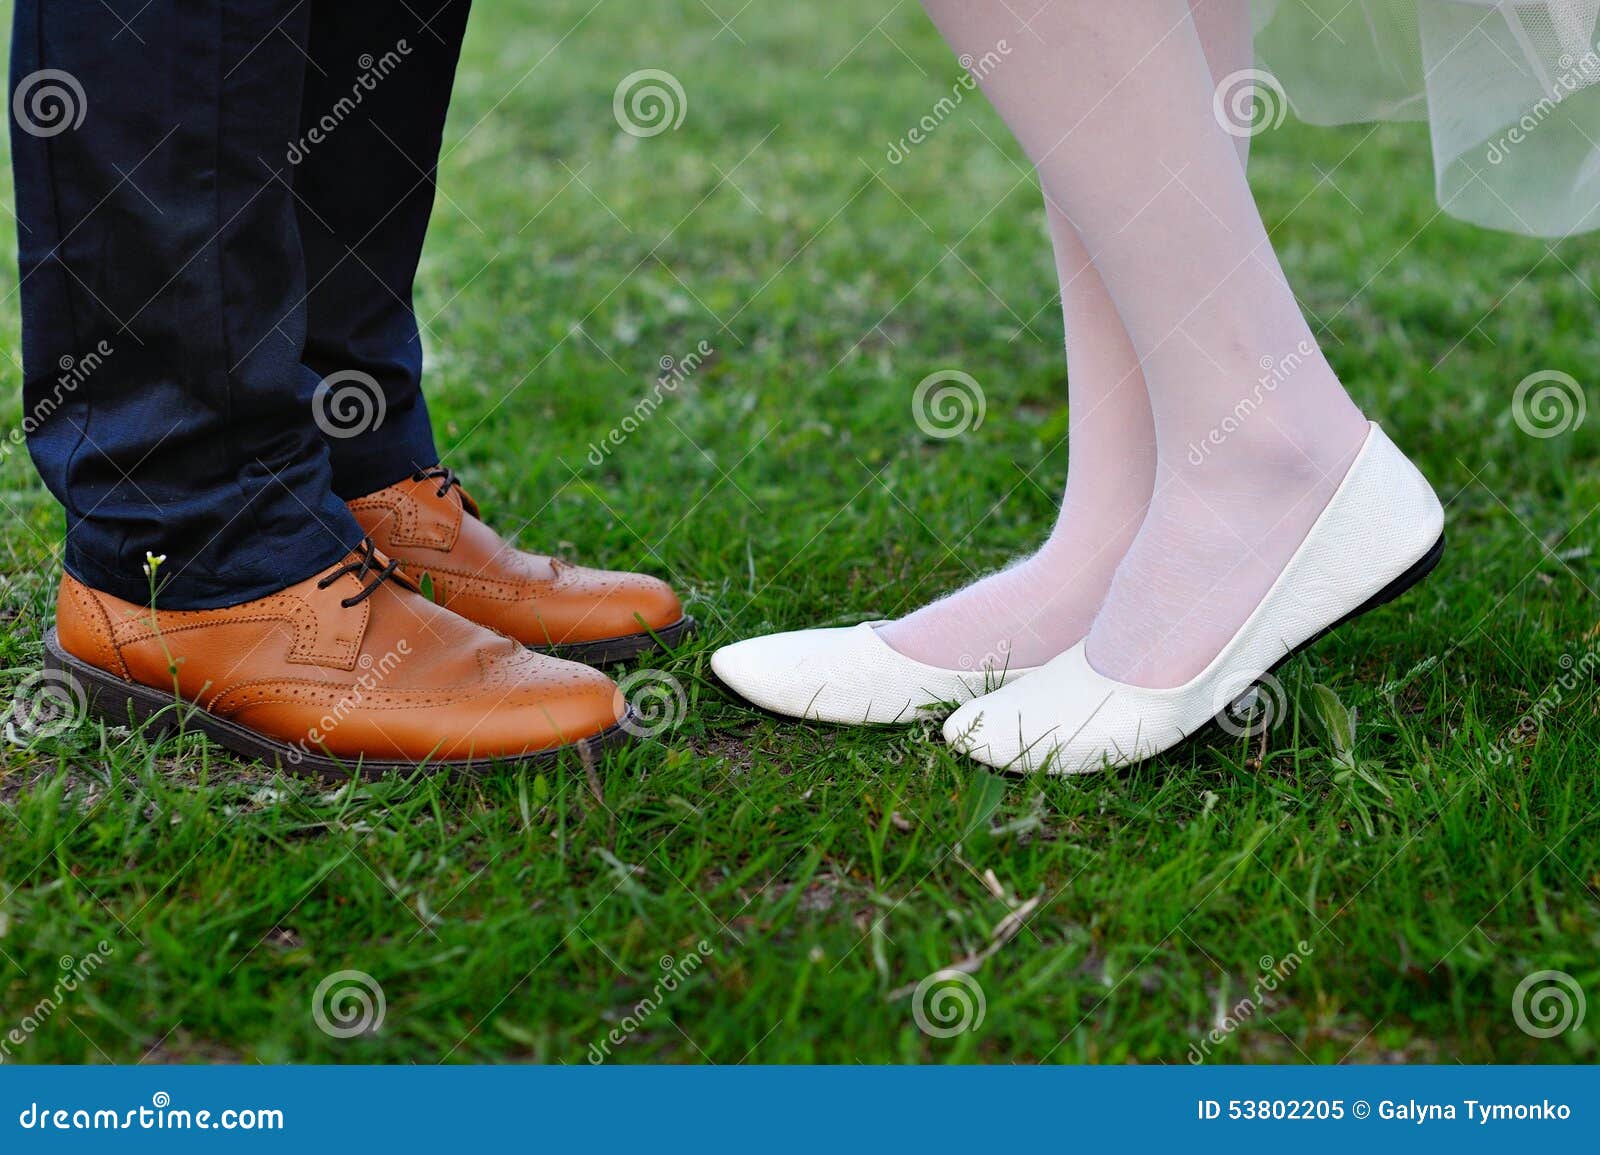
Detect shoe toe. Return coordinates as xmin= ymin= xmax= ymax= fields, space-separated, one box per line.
xmin=715 ymin=624 xmax=1015 ymax=725
xmin=940 ymin=649 xmax=1124 ymax=775
xmin=942 ymin=694 xmax=1029 ymax=769
xmin=468 ymin=654 xmax=625 ymax=756
xmin=709 ymin=632 xmax=800 ymax=712
xmin=564 ymin=566 xmax=685 ymax=640
xmin=941 ymin=697 xmax=984 ymax=753
xmin=626 ymin=571 xmax=685 ymax=632
xmin=711 ymin=628 xmax=874 ymax=719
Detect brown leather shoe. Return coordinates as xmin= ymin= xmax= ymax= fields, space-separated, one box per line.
xmin=348 ymin=467 xmax=694 ymax=664
xmin=44 ymin=540 xmax=632 ymax=779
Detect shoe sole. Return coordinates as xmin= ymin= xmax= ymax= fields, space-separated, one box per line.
xmin=42 ymin=628 xmax=636 ymax=783
xmin=538 ymin=616 xmax=697 ymax=666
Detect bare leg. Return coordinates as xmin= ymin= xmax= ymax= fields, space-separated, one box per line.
xmin=874 ymin=194 xmax=1155 ymax=671
xmin=878 ymin=0 xmax=1257 ymax=675
xmin=915 ymin=0 xmax=1369 ymax=688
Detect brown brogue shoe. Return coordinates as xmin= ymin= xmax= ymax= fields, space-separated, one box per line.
xmin=44 ymin=539 xmax=632 ymax=779
xmin=348 ymin=467 xmax=693 ymax=664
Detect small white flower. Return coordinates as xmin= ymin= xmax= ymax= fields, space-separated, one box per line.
xmin=142 ymin=552 xmax=167 ymax=577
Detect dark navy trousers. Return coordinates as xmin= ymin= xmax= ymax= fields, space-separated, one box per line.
xmin=9 ymin=0 xmax=470 ymax=607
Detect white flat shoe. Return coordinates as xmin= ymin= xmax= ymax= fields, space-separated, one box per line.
xmin=943 ymin=423 xmax=1444 ymax=774
xmin=711 ymin=621 xmax=1037 ymax=725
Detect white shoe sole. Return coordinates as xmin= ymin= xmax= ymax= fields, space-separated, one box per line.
xmin=712 ymin=621 xmax=1036 ymax=725
xmin=943 ymin=423 xmax=1445 ymax=773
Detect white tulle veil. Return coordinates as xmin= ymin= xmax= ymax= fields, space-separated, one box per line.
xmin=1253 ymin=1 xmax=1600 ymax=235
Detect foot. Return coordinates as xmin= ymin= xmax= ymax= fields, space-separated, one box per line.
xmin=1086 ymin=416 xmax=1371 ymax=688
xmin=874 ymin=477 xmax=1151 ymax=672
xmin=348 ymin=467 xmax=692 ymax=663
xmin=945 ymin=424 xmax=1444 ymax=773
xmin=47 ymin=540 xmax=627 ymax=777
xmin=874 ymin=527 xmax=1138 ymax=672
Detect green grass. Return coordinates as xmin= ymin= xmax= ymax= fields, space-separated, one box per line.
xmin=2 ymin=0 xmax=1599 ymax=1064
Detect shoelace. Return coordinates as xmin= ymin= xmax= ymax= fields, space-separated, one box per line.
xmin=317 ymin=536 xmax=402 ymax=608
xmin=411 ymin=465 xmax=460 ymax=499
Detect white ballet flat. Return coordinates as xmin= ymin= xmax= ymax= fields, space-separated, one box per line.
xmin=943 ymin=423 xmax=1445 ymax=774
xmin=711 ymin=621 xmax=1037 ymax=725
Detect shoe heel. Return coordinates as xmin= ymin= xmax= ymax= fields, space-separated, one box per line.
xmin=1334 ymin=531 xmax=1445 ymax=630
xmin=42 ymin=628 xmax=182 ymax=739
xmin=1243 ymin=531 xmax=1448 ymax=698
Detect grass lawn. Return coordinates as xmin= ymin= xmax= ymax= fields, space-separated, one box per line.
xmin=2 ymin=0 xmax=1599 ymax=1065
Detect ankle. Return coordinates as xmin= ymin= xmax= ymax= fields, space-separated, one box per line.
xmin=1160 ymin=340 xmax=1365 ymax=470
xmin=1169 ymin=401 xmax=1366 ymax=493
